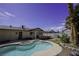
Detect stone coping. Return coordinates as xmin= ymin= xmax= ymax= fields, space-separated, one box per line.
xmin=32 ymin=41 xmax=62 ymax=56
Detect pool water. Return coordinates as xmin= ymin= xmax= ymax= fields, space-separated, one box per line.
xmin=0 ymin=41 xmax=52 ymax=56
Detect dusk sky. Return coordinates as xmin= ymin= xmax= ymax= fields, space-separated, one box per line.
xmin=0 ymin=3 xmax=69 ymax=31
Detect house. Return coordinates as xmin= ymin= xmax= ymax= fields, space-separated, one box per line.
xmin=0 ymin=25 xmax=48 ymax=43
xmin=0 ymin=25 xmax=31 ymax=42
xmin=0 ymin=25 xmax=55 ymax=44
xmin=28 ymin=28 xmax=44 ymax=39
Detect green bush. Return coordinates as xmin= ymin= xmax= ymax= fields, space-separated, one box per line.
xmin=60 ymin=33 xmax=70 ymax=43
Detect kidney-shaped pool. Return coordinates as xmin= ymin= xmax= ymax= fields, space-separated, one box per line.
xmin=0 ymin=40 xmax=52 ymax=56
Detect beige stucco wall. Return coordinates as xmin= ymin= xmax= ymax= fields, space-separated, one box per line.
xmin=22 ymin=30 xmax=43 ymax=39
xmin=22 ymin=31 xmax=30 ymax=38
xmin=0 ymin=30 xmax=19 ymax=41
xmin=9 ymin=30 xmax=19 ymax=40
xmin=0 ymin=29 xmax=44 ymax=42
xmin=29 ymin=30 xmax=43 ymax=38
xmin=0 ymin=29 xmax=32 ymax=41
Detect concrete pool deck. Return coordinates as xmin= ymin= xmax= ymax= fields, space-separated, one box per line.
xmin=32 ymin=41 xmax=62 ymax=56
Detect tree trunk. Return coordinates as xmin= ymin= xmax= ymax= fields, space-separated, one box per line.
xmin=72 ymin=21 xmax=77 ymax=45
xmin=70 ymin=22 xmax=74 ymax=43
xmin=67 ymin=3 xmax=78 ymax=46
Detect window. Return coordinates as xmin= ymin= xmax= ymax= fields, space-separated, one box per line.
xmin=16 ymin=32 xmax=18 ymax=34
xmin=30 ymin=32 xmax=33 ymax=35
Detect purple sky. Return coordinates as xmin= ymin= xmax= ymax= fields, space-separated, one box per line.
xmin=0 ymin=3 xmax=69 ymax=31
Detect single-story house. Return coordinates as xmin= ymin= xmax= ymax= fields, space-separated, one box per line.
xmin=0 ymin=25 xmax=51 ymax=44
xmin=0 ymin=25 xmax=31 ymax=42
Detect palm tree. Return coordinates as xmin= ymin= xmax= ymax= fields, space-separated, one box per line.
xmin=67 ymin=3 xmax=78 ymax=45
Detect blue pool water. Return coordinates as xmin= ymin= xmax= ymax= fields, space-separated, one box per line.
xmin=0 ymin=41 xmax=52 ymax=56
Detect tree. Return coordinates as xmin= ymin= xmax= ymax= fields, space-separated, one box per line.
xmin=60 ymin=32 xmax=70 ymax=43
xmin=66 ymin=3 xmax=78 ymax=45
xmin=74 ymin=4 xmax=79 ymax=45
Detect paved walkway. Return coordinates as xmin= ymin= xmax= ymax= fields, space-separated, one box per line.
xmin=57 ymin=47 xmax=72 ymax=56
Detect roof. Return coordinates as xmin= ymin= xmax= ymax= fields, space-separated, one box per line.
xmin=0 ymin=25 xmax=30 ymax=31
xmin=28 ymin=28 xmax=44 ymax=31
xmin=0 ymin=25 xmax=45 ymax=32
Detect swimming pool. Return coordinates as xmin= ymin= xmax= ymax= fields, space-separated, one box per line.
xmin=0 ymin=40 xmax=52 ymax=56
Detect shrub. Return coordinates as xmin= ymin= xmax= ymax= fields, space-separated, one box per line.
xmin=60 ymin=33 xmax=70 ymax=43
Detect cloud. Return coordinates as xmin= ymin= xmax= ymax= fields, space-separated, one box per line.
xmin=0 ymin=12 xmax=7 ymax=17
xmin=4 ymin=11 xmax=15 ymax=17
xmin=61 ymin=22 xmax=65 ymax=26
xmin=50 ymin=22 xmax=66 ymax=32
xmin=0 ymin=11 xmax=15 ymax=19
xmin=50 ymin=26 xmax=64 ymax=31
